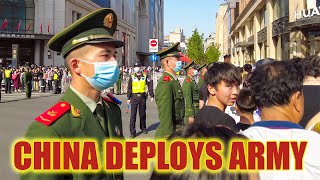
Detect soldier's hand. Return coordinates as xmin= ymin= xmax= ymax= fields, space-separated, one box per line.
xmin=150 ymin=98 xmax=154 ymax=102
xmin=189 ymin=117 xmax=195 ymax=124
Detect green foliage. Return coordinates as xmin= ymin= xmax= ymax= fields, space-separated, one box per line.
xmin=186 ymin=29 xmax=206 ymax=64
xmin=205 ymin=43 xmax=221 ymax=63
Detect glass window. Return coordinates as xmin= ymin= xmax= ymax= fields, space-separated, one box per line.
xmin=0 ymin=0 xmax=35 ymax=33
xmin=90 ymin=0 xmax=110 ymax=8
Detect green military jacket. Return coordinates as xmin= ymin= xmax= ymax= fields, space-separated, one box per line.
xmin=198 ymin=75 xmax=205 ymax=88
xmin=155 ymin=72 xmax=185 ymax=138
xmin=21 ymin=88 xmax=124 ymax=180
xmin=24 ymin=71 xmax=33 ymax=84
xmin=182 ymin=76 xmax=199 ymax=123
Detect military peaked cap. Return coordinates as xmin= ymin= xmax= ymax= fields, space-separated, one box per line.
xmin=183 ymin=60 xmax=196 ymax=70
xmin=48 ymin=8 xmax=125 ymax=58
xmin=198 ymin=63 xmax=207 ymax=70
xmin=156 ymin=42 xmax=181 ymax=60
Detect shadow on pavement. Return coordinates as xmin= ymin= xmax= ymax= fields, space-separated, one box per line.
xmin=0 ymin=94 xmax=61 ymax=103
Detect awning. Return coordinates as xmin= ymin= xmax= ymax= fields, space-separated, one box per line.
xmin=234 ymin=41 xmax=254 ymax=48
xmin=136 ymin=51 xmax=152 ymax=56
xmin=288 ymin=16 xmax=320 ymax=31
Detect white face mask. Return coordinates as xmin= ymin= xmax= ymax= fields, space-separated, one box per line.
xmin=133 ymin=67 xmax=140 ymax=73
xmin=193 ymin=70 xmax=199 ymax=76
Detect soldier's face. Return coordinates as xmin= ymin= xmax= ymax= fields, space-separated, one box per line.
xmin=78 ymin=43 xmax=116 ymax=77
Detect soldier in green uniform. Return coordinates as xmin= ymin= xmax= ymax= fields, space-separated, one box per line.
xmin=24 ymin=67 xmax=33 ymax=99
xmin=182 ymin=61 xmax=200 ymax=125
xmin=154 ymin=42 xmax=185 ymax=138
xmin=116 ymin=65 xmax=123 ymax=95
xmin=197 ymin=63 xmax=207 ymax=87
xmin=21 ymin=9 xmax=125 ymax=180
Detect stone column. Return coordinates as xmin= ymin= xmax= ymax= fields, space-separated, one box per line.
xmin=254 ymin=11 xmax=261 ymax=61
xmin=267 ymin=0 xmax=275 ymax=59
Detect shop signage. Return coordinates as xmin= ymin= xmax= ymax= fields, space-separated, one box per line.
xmin=295 ymin=6 xmax=320 ymax=20
xmin=0 ymin=33 xmax=35 ymax=39
xmin=0 ymin=33 xmax=52 ymax=39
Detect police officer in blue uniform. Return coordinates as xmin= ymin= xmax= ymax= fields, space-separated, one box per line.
xmin=127 ymin=62 xmax=154 ymax=138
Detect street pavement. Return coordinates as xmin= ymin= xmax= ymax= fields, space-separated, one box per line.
xmin=0 ymin=92 xmax=160 ymax=180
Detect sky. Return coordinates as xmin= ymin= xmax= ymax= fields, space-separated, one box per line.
xmin=164 ymin=0 xmax=222 ymax=38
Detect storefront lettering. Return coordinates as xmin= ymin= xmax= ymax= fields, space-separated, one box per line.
xmin=0 ymin=33 xmax=35 ymax=39
xmin=295 ymin=6 xmax=320 ymax=20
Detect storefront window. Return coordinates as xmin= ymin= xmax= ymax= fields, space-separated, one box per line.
xmin=0 ymin=0 xmax=35 ymax=33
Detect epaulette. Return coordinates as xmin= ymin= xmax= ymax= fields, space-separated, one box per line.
xmin=186 ymin=78 xmax=191 ymax=82
xmin=103 ymin=93 xmax=122 ymax=105
xmin=163 ymin=76 xmax=171 ymax=82
xmin=35 ymin=102 xmax=70 ymax=126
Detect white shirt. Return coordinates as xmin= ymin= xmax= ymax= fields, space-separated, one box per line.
xmin=241 ymin=122 xmax=320 ymax=180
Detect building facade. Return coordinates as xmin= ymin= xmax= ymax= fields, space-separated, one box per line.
xmin=0 ymin=0 xmax=164 ymax=67
xmin=204 ymin=32 xmax=216 ymax=52
xmin=229 ymin=0 xmax=320 ymax=66
xmin=215 ymin=3 xmax=229 ymax=62
xmin=136 ymin=0 xmax=164 ymax=66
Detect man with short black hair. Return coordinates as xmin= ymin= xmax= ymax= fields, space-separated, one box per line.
xmin=242 ymin=60 xmax=320 ymax=179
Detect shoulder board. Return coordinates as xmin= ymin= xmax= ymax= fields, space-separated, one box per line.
xmin=104 ymin=93 xmax=122 ymax=105
xmin=186 ymin=78 xmax=191 ymax=82
xmin=35 ymin=102 xmax=70 ymax=126
xmin=163 ymin=76 xmax=171 ymax=82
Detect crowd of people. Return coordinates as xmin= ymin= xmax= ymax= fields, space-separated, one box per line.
xmin=15 ymin=7 xmax=320 ymax=180
xmin=0 ymin=65 xmax=71 ymax=101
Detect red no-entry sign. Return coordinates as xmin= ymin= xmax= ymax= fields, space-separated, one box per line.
xmin=150 ymin=40 xmax=157 ymax=47
xmin=149 ymin=39 xmax=158 ymax=52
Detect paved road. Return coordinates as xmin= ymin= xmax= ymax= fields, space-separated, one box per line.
xmin=0 ymin=92 xmax=160 ymax=180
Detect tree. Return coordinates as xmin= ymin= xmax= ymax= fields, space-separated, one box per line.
xmin=205 ymin=43 xmax=221 ymax=63
xmin=186 ymin=29 xmax=206 ymax=64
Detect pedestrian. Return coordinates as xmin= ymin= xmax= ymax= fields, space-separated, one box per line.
xmin=154 ymin=42 xmax=185 ymax=138
xmin=53 ymin=68 xmax=60 ymax=94
xmin=241 ymin=60 xmax=320 ymax=179
xmin=182 ymin=61 xmax=199 ymax=125
xmin=21 ymin=8 xmax=125 ymax=180
xmin=4 ymin=66 xmax=12 ymax=93
xmin=47 ymin=68 xmax=53 ymax=92
xmin=20 ymin=68 xmax=25 ymax=91
xmin=127 ymin=62 xmax=154 ymax=138
xmin=12 ymin=69 xmax=21 ymax=92
xmin=150 ymin=123 xmax=251 ymax=180
xmin=24 ymin=67 xmax=33 ymax=99
xmin=242 ymin=64 xmax=252 ymax=88
xmin=234 ymin=88 xmax=256 ymax=131
xmin=195 ymin=62 xmax=241 ymax=132
xmin=116 ymin=65 xmax=123 ymax=95
xmin=0 ymin=67 xmax=3 ymax=102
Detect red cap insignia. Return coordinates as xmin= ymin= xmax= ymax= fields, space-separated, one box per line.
xmin=35 ymin=102 xmax=70 ymax=126
xmin=163 ymin=76 xmax=171 ymax=82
